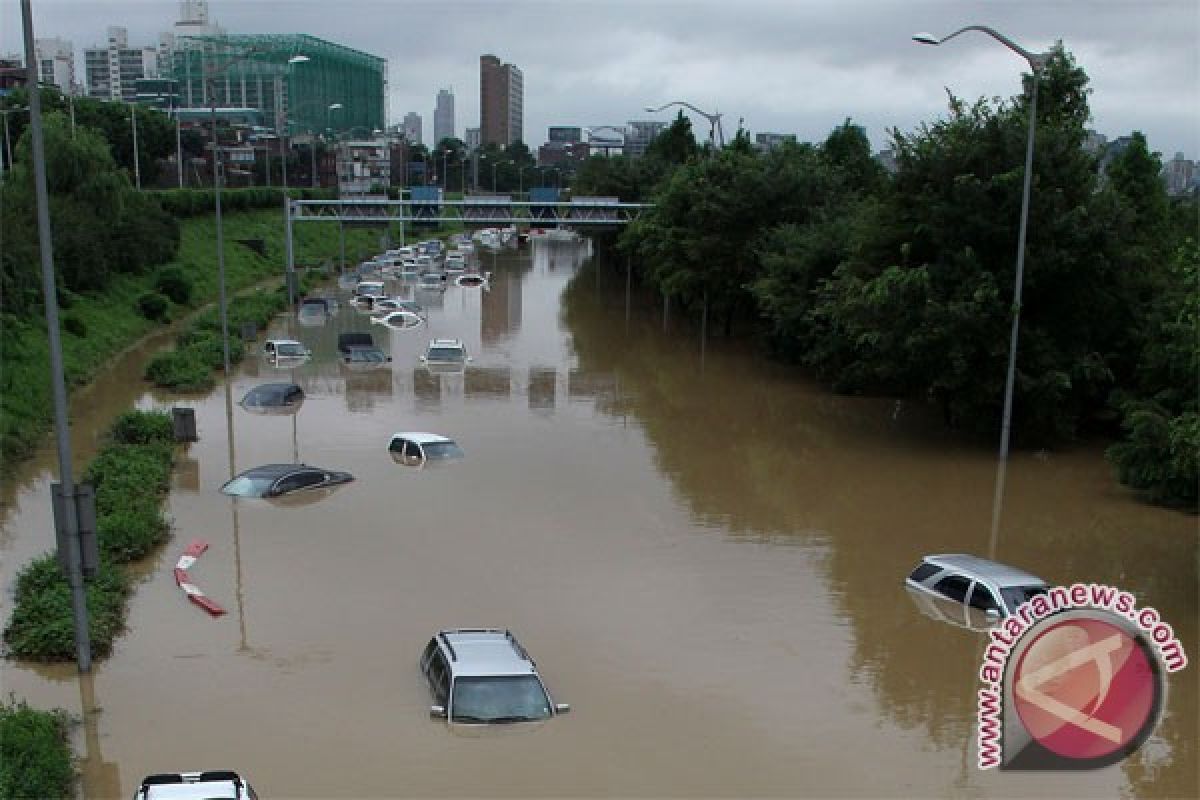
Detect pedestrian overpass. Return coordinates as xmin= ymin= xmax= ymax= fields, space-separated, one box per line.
xmin=286 ymin=196 xmax=653 ymax=228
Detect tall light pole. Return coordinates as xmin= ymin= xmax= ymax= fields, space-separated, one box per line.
xmin=21 ymin=0 xmax=92 ymax=671
xmin=441 ymin=148 xmax=449 ymax=189
xmin=914 ymin=26 xmax=1050 ymax=553
xmin=645 ymin=101 xmax=725 ymax=153
xmin=279 ymin=54 xmax=310 ymax=191
xmin=205 ymin=46 xmax=309 ymax=376
xmin=311 ymin=102 xmax=343 ymax=188
xmin=129 ymin=103 xmax=141 ymax=189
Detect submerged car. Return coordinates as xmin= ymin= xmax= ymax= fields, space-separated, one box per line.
xmin=421 ymin=629 xmax=570 ymax=724
xmin=220 ymin=463 xmax=353 ymax=499
xmin=373 ymin=298 xmax=424 ymax=315
xmin=263 ymin=339 xmax=311 ymax=363
xmin=420 ymin=338 xmax=470 ymax=365
xmin=133 ymin=771 xmax=257 ymax=800
xmin=905 ymin=554 xmax=1048 ymax=620
xmin=371 ymin=310 xmax=424 ymax=330
xmin=240 ymin=382 xmax=305 ymax=412
xmin=341 ymin=345 xmax=392 ymax=368
xmin=388 ymin=432 xmax=464 ymax=466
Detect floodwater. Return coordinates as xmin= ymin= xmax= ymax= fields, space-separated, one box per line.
xmin=1 ymin=239 xmax=1195 ymax=798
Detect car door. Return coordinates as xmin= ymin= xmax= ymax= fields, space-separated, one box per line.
xmin=930 ymin=573 xmax=972 ymax=628
xmin=966 ymin=582 xmax=1003 ymax=628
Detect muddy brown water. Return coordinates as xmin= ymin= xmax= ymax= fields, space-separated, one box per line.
xmin=1 ymin=240 xmax=1195 ymax=798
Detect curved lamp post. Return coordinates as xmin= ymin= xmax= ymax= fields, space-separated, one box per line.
xmin=645 ymin=100 xmax=726 ymax=152
xmin=914 ymin=25 xmax=1050 ymax=551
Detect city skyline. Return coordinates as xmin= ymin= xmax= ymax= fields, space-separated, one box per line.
xmin=2 ymin=0 xmax=1196 ymax=158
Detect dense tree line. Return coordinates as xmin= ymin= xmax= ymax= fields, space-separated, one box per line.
xmin=1 ymin=111 xmax=180 ymax=315
xmin=577 ymin=47 xmax=1195 ymax=509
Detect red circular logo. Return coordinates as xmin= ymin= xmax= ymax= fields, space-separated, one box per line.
xmin=1012 ymin=616 xmax=1160 ymax=762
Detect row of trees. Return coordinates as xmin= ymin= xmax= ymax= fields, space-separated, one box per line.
xmin=576 ymin=48 xmax=1196 ymax=509
xmin=1 ymin=111 xmax=180 ymax=315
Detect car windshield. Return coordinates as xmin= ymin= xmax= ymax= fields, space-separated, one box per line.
xmin=221 ymin=474 xmax=276 ymax=497
xmin=427 ymin=348 xmax=464 ymax=362
xmin=422 ymin=441 xmax=464 ymax=460
xmin=276 ymin=343 xmax=305 ymax=357
xmin=1000 ymin=585 xmax=1048 ymax=613
xmin=451 ymin=676 xmax=551 ymax=723
xmin=349 ymin=349 xmax=386 ymax=363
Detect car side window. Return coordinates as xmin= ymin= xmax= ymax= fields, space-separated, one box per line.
xmin=428 ymin=653 xmax=449 ymax=704
xmin=420 ymin=638 xmax=437 ymax=671
xmin=908 ymin=563 xmax=941 ymax=583
xmin=406 ymin=441 xmax=424 ymax=461
xmin=969 ymin=584 xmax=1001 ymax=613
xmin=933 ymin=574 xmax=971 ymax=603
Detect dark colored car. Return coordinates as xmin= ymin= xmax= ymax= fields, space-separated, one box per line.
xmin=341 ymin=345 xmax=392 ymax=367
xmin=337 ymin=332 xmax=375 ymax=355
xmin=220 ymin=464 xmax=354 ymax=498
xmin=240 ymin=382 xmax=305 ymax=412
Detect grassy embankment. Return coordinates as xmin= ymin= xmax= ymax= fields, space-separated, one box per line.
xmin=0 ymin=207 xmax=384 ymax=473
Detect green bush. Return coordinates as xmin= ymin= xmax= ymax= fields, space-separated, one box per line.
xmin=1107 ymin=406 xmax=1199 ymax=509
xmin=61 ymin=315 xmax=87 ymax=337
xmin=0 ymin=699 xmax=74 ymax=800
xmin=85 ymin=442 xmax=173 ymax=515
xmin=144 ymin=350 xmax=215 ymax=391
xmin=109 ymin=410 xmax=174 ymax=446
xmin=136 ymin=291 xmax=169 ymax=321
xmin=154 ymin=266 xmax=193 ymax=305
xmin=98 ymin=507 xmax=171 ymax=563
xmin=3 ymin=555 xmax=130 ymax=661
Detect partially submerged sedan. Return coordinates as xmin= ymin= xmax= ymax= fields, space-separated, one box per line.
xmin=239 ymin=382 xmax=304 ymax=413
xmin=388 ymin=432 xmax=464 ymax=466
xmin=220 ymin=464 xmax=353 ymax=499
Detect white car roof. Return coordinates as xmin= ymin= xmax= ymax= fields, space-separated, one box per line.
xmin=266 ymin=338 xmax=303 ymax=347
xmin=391 ymin=432 xmax=454 ymax=445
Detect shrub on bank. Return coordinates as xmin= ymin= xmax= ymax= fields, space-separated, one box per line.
xmin=136 ymin=291 xmax=170 ymax=321
xmin=154 ymin=266 xmax=193 ymax=305
xmin=0 ymin=699 xmax=74 ymax=800
xmin=144 ymin=289 xmax=283 ymax=390
xmin=2 ymin=410 xmax=173 ymax=662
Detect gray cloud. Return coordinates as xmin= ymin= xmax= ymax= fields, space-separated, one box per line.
xmin=4 ymin=0 xmax=1196 ymax=155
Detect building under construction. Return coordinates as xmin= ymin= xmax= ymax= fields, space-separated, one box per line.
xmin=170 ymin=34 xmax=386 ymax=136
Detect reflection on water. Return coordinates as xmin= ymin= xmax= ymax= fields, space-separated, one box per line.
xmin=0 ymin=238 xmax=1193 ymax=798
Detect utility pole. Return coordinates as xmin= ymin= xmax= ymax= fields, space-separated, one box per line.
xmin=22 ymin=0 xmax=92 ymax=671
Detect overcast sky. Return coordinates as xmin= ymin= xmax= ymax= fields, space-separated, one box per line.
xmin=3 ymin=0 xmax=1197 ymax=157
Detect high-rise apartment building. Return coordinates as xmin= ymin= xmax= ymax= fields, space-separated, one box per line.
xmin=35 ymin=38 xmax=75 ymax=93
xmin=479 ymin=54 xmax=523 ymax=146
xmin=625 ymin=120 xmax=667 ymax=158
xmin=403 ymin=112 xmax=422 ymax=145
xmin=84 ymin=27 xmax=158 ymax=102
xmin=434 ymin=88 xmax=455 ymax=145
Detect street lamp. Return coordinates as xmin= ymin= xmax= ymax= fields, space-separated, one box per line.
xmin=278 ymin=54 xmax=309 ymax=191
xmin=441 ymin=148 xmax=450 ymax=189
xmin=310 ymin=102 xmax=342 ymax=188
xmin=204 ymin=45 xmax=307 ymax=376
xmin=129 ymin=104 xmax=141 ymax=189
xmin=645 ymin=100 xmax=725 ymax=152
xmin=914 ymin=26 xmax=1050 ymax=552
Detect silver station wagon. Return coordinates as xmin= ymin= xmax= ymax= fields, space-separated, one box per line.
xmin=420 ymin=629 xmax=570 ymax=725
xmin=905 ymin=553 xmax=1048 ymax=626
